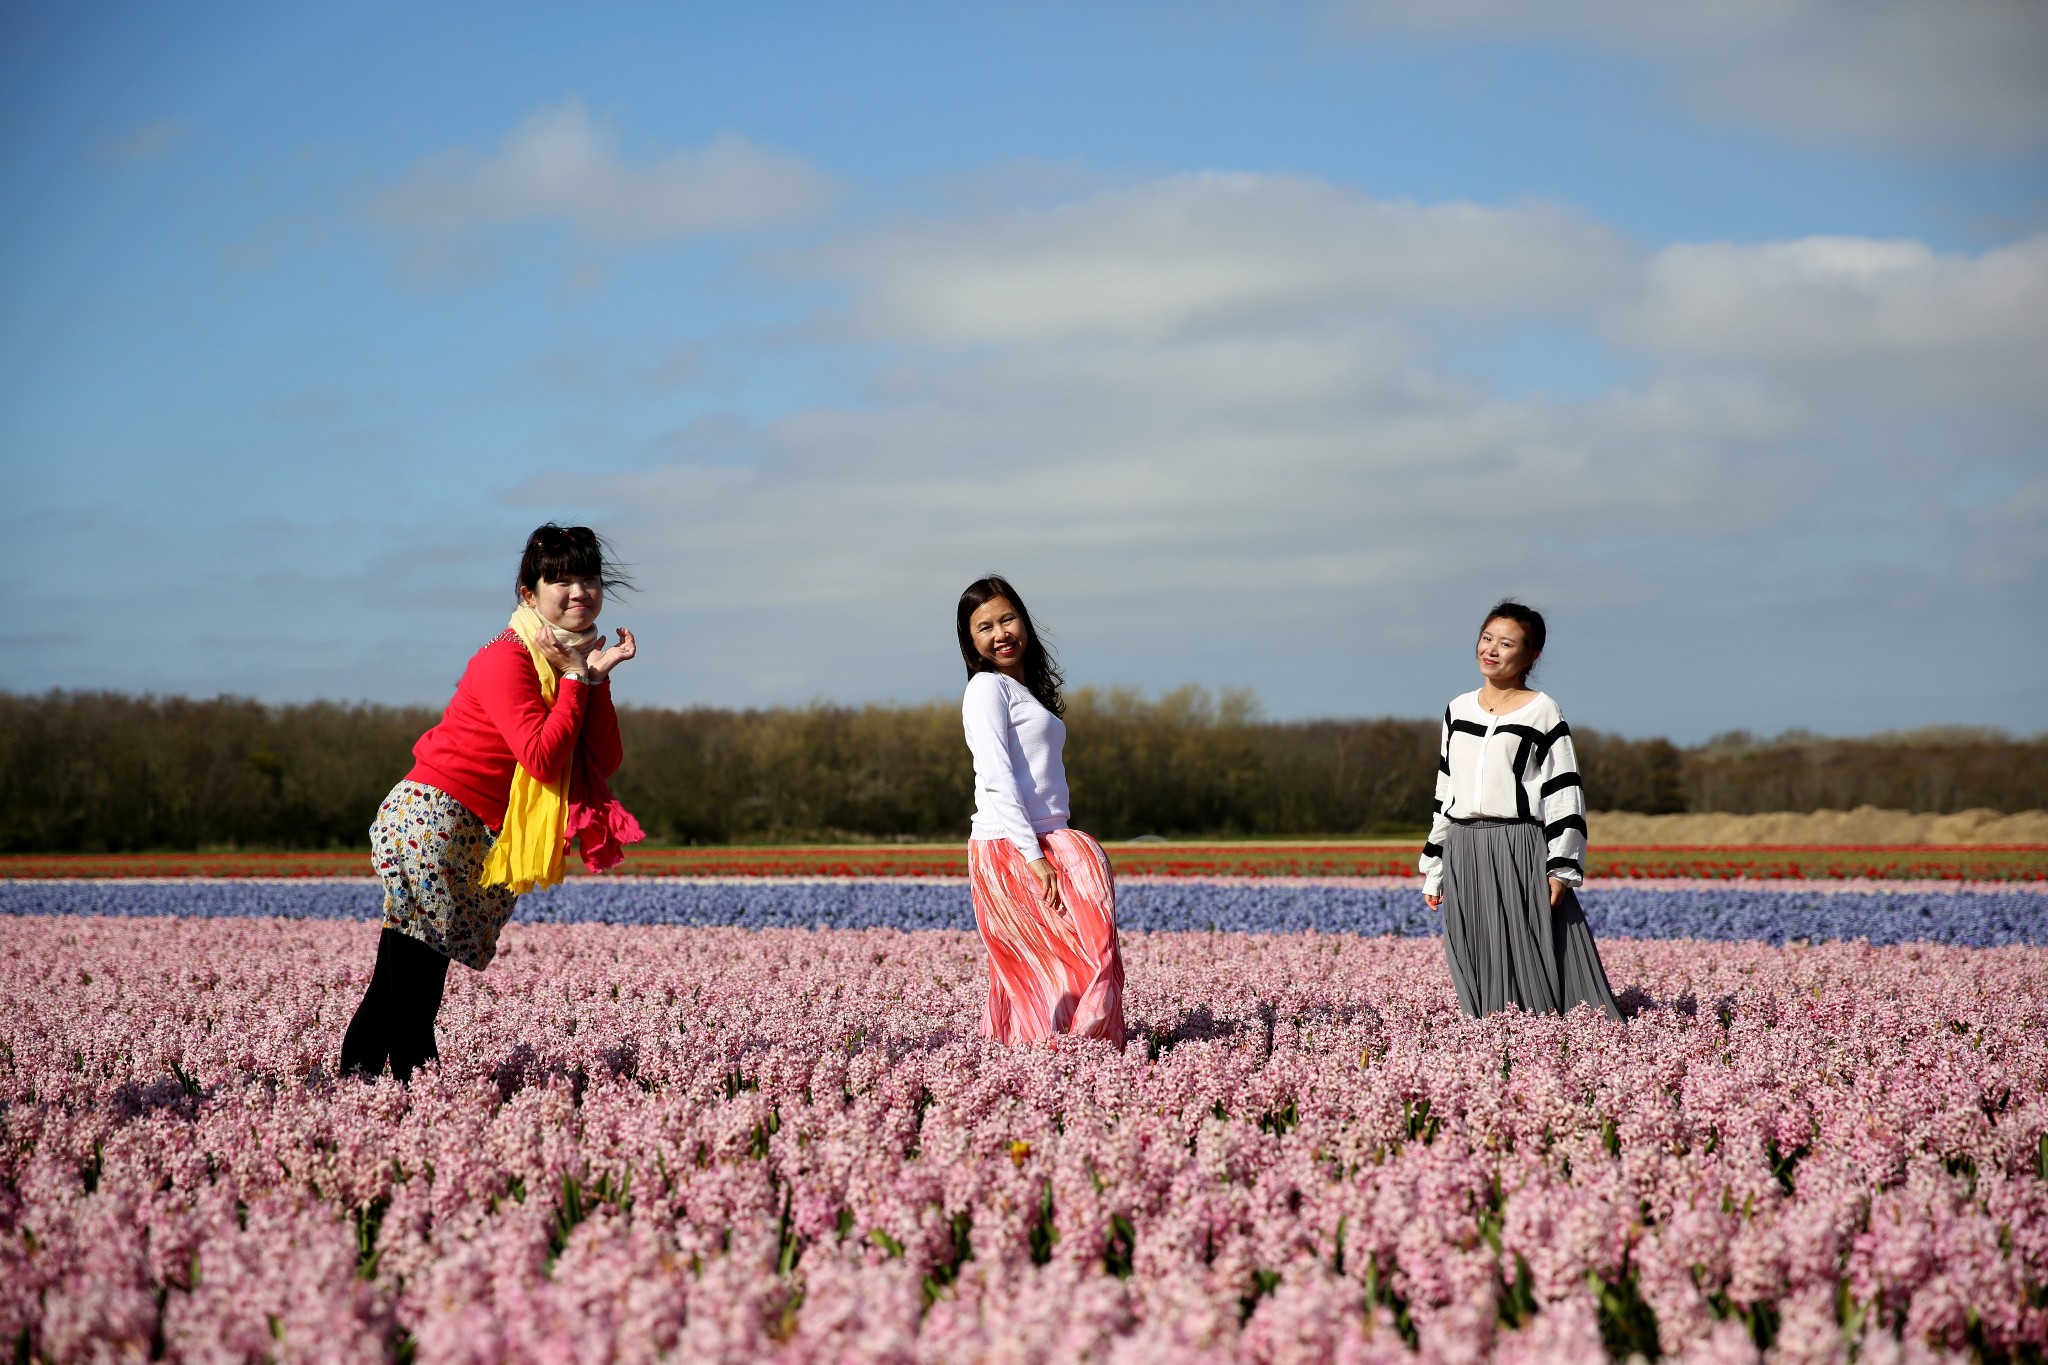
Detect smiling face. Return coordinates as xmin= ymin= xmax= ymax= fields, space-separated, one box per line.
xmin=521 ymin=575 xmax=604 ymax=632
xmin=1476 ymin=616 xmax=1535 ymax=690
xmin=969 ymin=596 xmax=1029 ymax=677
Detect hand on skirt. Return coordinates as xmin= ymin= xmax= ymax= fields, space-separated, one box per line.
xmin=1026 ymin=857 xmax=1061 ymax=909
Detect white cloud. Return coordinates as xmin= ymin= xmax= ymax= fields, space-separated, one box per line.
xmin=815 ymin=172 xmax=2048 ymax=412
xmin=571 ymin=173 xmax=2044 ymax=726
xmin=368 ymin=99 xmax=835 ymax=251
xmin=809 ymin=175 xmax=1631 ymax=344
xmin=607 ymin=352 xmax=1802 ymax=611
xmin=1337 ymin=0 xmax=2048 ymax=149
xmin=1621 ymin=232 xmax=2048 ymax=412
xmin=580 ymin=343 xmax=1882 ymax=723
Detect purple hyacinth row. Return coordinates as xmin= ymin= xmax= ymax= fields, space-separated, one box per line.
xmin=3 ymin=877 xmax=2045 ymax=946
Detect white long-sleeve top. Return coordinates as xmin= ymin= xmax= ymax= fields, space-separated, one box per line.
xmin=963 ymin=671 xmax=1070 ymax=862
xmin=1417 ymin=690 xmax=1587 ymax=897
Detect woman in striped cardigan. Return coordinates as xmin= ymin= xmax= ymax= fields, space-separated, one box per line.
xmin=1417 ymin=601 xmax=1621 ymax=1020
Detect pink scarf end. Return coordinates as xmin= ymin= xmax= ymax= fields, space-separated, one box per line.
xmin=565 ymin=797 xmax=645 ymax=874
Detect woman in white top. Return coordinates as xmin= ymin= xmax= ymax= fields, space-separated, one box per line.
xmin=1418 ymin=601 xmax=1620 ymax=1020
xmin=957 ymin=575 xmax=1126 ymax=1048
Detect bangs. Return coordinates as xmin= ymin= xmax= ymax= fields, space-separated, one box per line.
xmin=532 ymin=540 xmax=604 ymax=584
xmin=518 ymin=523 xmax=633 ymax=595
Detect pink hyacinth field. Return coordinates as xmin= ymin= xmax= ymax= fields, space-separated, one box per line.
xmin=5 ymin=918 xmax=2047 ymax=1364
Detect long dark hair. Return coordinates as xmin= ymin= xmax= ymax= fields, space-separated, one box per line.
xmin=516 ymin=524 xmax=635 ymax=601
xmin=1480 ymin=599 xmax=1546 ymax=686
xmin=957 ymin=575 xmax=1065 ymax=717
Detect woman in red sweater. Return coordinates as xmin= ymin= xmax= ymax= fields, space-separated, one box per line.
xmin=339 ymin=524 xmax=639 ymax=1082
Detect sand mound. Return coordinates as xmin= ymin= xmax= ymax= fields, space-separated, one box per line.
xmin=1590 ymin=806 xmax=2048 ymax=846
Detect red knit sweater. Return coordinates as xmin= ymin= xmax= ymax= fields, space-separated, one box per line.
xmin=406 ymin=632 xmax=623 ymax=831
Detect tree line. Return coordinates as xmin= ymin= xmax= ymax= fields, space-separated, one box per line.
xmin=1 ymin=689 xmax=2042 ymax=852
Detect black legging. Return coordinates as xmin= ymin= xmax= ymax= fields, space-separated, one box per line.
xmin=339 ymin=928 xmax=452 ymax=1083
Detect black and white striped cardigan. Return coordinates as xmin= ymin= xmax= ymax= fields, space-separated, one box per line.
xmin=1417 ymin=690 xmax=1587 ymax=896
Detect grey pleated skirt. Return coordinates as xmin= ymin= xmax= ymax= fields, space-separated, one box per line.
xmin=1441 ymin=818 xmax=1621 ymax=1021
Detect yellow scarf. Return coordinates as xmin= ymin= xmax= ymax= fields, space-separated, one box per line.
xmin=478 ymin=606 xmax=579 ymax=894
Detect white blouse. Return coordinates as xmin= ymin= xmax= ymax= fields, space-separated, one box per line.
xmin=1417 ymin=690 xmax=1587 ymax=897
xmin=962 ymin=671 xmax=1070 ymax=862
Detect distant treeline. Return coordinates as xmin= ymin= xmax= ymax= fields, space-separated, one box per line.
xmin=2 ymin=689 xmax=2043 ymax=852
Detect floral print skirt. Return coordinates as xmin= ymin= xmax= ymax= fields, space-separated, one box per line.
xmin=370 ymin=780 xmax=520 ymax=971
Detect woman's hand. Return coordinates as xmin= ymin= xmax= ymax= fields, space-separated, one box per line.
xmin=1548 ymin=877 xmax=1568 ymax=908
xmin=1423 ymin=894 xmax=1442 ymax=911
xmin=530 ymin=629 xmax=583 ymax=677
xmin=1026 ymin=856 xmax=1060 ymax=909
xmin=586 ymin=627 xmax=636 ymax=680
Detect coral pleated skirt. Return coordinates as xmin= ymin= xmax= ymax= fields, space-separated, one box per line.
xmin=968 ymin=828 xmax=1126 ymax=1048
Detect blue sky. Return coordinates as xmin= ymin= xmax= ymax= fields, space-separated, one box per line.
xmin=2 ymin=1 xmax=2044 ymax=741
